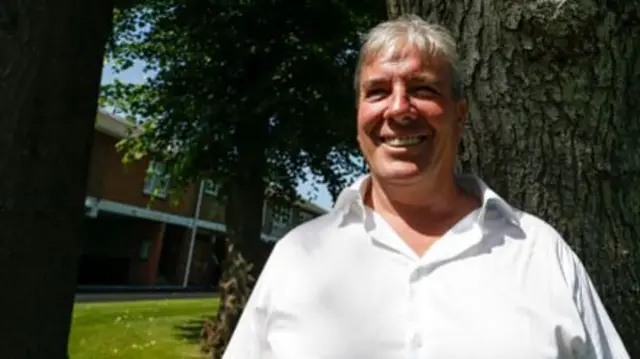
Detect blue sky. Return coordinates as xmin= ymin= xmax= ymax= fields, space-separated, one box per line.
xmin=101 ymin=62 xmax=336 ymax=209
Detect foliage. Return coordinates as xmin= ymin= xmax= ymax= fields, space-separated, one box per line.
xmin=102 ymin=0 xmax=384 ymax=201
xmin=200 ymin=240 xmax=259 ymax=355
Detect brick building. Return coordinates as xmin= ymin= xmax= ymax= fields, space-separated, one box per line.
xmin=78 ymin=110 xmax=326 ymax=290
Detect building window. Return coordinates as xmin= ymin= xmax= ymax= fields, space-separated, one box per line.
xmin=297 ymin=209 xmax=315 ymax=225
xmin=143 ymin=161 xmax=171 ymax=198
xmin=270 ymin=202 xmax=292 ymax=237
xmin=204 ymin=179 xmax=219 ymax=197
xmin=200 ymin=180 xmax=226 ymax=223
xmin=139 ymin=240 xmax=152 ymax=260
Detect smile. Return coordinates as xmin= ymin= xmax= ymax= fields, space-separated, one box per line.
xmin=380 ymin=135 xmax=427 ymax=147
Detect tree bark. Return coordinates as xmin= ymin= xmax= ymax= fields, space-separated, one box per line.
xmin=388 ymin=0 xmax=640 ymax=355
xmin=0 ymin=1 xmax=114 ymax=358
xmin=202 ymin=115 xmax=272 ymax=358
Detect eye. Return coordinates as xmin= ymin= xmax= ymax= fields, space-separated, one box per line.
xmin=410 ymin=86 xmax=440 ymax=98
xmin=365 ymin=88 xmax=388 ymax=100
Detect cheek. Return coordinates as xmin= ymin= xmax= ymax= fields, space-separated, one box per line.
xmin=419 ymin=102 xmax=449 ymax=129
xmin=357 ymin=108 xmax=381 ymax=135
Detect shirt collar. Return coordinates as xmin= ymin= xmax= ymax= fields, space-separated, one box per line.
xmin=332 ymin=173 xmax=520 ymax=227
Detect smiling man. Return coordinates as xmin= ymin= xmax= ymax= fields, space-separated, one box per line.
xmin=223 ymin=15 xmax=629 ymax=359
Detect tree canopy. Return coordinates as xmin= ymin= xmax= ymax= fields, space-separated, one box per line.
xmin=103 ymin=0 xmax=384 ymax=201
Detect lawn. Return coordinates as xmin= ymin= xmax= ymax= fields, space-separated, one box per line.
xmin=69 ymin=298 xmax=219 ymax=359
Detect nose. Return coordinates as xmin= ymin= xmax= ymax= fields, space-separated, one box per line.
xmin=384 ymin=86 xmax=411 ymax=120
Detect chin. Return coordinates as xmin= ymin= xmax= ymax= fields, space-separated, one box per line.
xmin=374 ymin=166 xmax=426 ymax=185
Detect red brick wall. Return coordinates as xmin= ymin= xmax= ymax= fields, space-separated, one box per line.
xmin=127 ymin=220 xmax=166 ymax=285
xmin=86 ymin=130 xmax=197 ymax=216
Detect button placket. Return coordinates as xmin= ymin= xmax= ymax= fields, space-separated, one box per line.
xmin=407 ymin=264 xmax=430 ymax=355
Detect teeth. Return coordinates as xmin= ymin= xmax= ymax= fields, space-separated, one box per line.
xmin=384 ymin=136 xmax=425 ymax=147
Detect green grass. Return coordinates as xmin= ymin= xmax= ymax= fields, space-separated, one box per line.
xmin=69 ymin=298 xmax=219 ymax=359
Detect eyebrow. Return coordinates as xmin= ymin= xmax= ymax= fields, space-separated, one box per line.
xmin=361 ymin=77 xmax=387 ymax=89
xmin=407 ymin=74 xmax=442 ymax=85
xmin=361 ymin=74 xmax=444 ymax=89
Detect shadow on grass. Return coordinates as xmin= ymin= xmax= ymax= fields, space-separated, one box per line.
xmin=173 ymin=315 xmax=211 ymax=344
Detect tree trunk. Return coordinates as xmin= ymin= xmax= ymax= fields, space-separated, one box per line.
xmin=388 ymin=0 xmax=640 ymax=355
xmin=202 ymin=118 xmax=272 ymax=358
xmin=0 ymin=1 xmax=114 ymax=358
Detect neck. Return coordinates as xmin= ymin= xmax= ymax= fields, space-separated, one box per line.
xmin=367 ymin=172 xmax=466 ymax=219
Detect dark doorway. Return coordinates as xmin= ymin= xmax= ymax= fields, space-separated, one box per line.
xmin=77 ymin=213 xmax=141 ymax=286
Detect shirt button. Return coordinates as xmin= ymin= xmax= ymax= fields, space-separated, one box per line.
xmin=411 ymin=333 xmax=423 ymax=348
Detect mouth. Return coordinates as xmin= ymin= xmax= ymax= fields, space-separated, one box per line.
xmin=379 ymin=135 xmax=428 ymax=148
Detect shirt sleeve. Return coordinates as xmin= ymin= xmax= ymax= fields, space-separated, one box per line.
xmin=222 ymin=248 xmax=278 ymax=359
xmin=221 ymin=283 xmax=269 ymax=358
xmin=563 ymin=248 xmax=630 ymax=359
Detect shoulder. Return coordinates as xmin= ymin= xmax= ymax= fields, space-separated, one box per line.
xmin=516 ymin=210 xmax=563 ymax=242
xmin=251 ymin=211 xmax=348 ymax=304
xmin=269 ymin=210 xmax=344 ymax=260
xmin=517 ymin=210 xmax=576 ymax=254
xmin=511 ymin=208 xmax=576 ymax=257
xmin=255 ymin=210 xmax=346 ymax=279
xmin=260 ymin=207 xmax=367 ymax=284
xmin=514 ymin=209 xmax=586 ymax=289
xmin=509 ymin=210 xmax=628 ymax=357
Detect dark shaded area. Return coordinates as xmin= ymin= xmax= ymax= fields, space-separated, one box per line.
xmin=0 ymin=0 xmax=115 ymax=357
xmin=77 ymin=214 xmax=137 ymax=286
xmin=75 ymin=291 xmax=217 ymax=303
xmin=77 ymin=255 xmax=131 ymax=285
xmin=173 ymin=316 xmax=211 ymax=345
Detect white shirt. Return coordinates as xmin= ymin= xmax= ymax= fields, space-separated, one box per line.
xmin=223 ymin=175 xmax=629 ymax=359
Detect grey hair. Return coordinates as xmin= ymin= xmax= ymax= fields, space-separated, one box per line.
xmin=354 ymin=14 xmax=464 ymax=101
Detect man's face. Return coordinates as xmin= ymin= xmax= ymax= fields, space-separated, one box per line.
xmin=356 ymin=46 xmax=466 ymax=187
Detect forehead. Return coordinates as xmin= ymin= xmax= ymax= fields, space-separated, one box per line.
xmin=360 ymin=45 xmax=450 ymax=84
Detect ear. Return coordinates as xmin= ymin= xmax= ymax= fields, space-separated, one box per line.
xmin=356 ymin=133 xmax=363 ymax=148
xmin=455 ymin=99 xmax=468 ymax=129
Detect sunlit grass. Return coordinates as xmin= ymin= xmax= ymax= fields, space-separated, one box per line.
xmin=69 ymin=298 xmax=219 ymax=359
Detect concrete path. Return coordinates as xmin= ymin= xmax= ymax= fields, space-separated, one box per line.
xmin=75 ymin=291 xmax=218 ymax=303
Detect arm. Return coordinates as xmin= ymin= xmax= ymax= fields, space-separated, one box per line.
xmin=222 ymin=246 xmax=280 ymax=359
xmin=222 ymin=222 xmax=312 ymax=358
xmin=222 ymin=282 xmax=270 ymax=359
xmin=564 ymin=250 xmax=630 ymax=359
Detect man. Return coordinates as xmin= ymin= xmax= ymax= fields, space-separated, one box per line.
xmin=223 ymin=15 xmax=629 ymax=359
